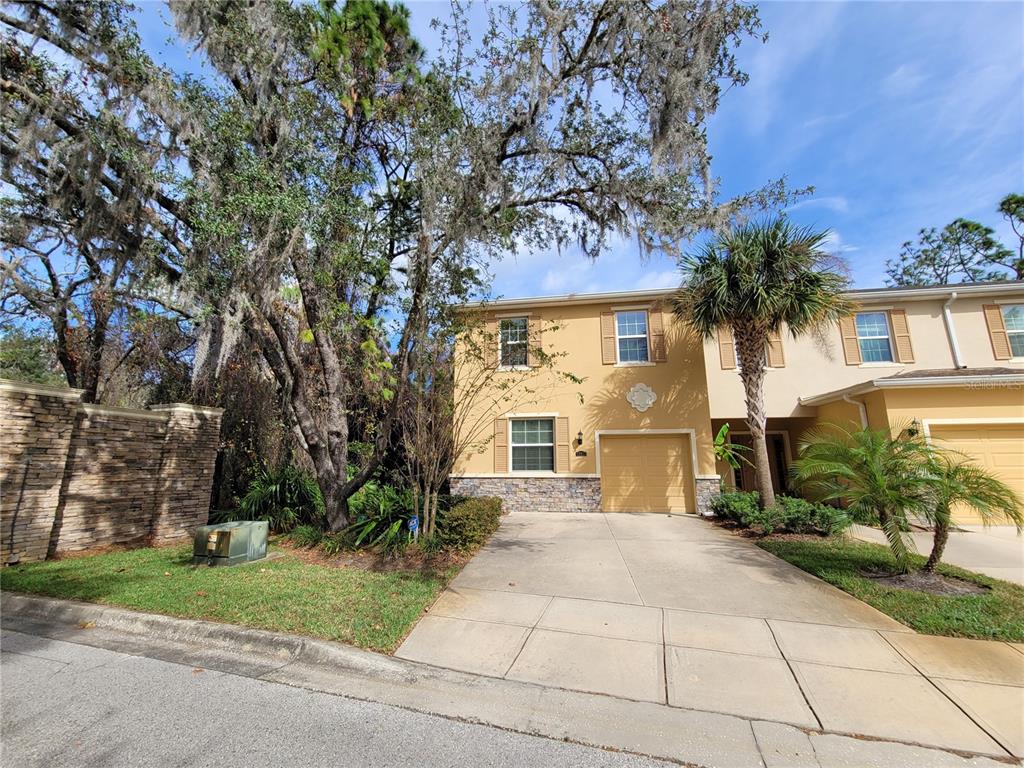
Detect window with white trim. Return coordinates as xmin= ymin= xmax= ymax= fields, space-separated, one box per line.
xmin=615 ymin=310 xmax=649 ymax=363
xmin=855 ymin=312 xmax=894 ymax=363
xmin=499 ymin=317 xmax=528 ymax=367
xmin=510 ymin=418 xmax=554 ymax=471
xmin=1002 ymin=304 xmax=1024 ymax=357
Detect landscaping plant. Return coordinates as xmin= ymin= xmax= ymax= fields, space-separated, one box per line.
xmin=434 ymin=497 xmax=503 ymax=553
xmin=923 ymin=452 xmax=1022 ymax=572
xmin=674 ymin=218 xmax=852 ymax=509
xmin=237 ymin=466 xmax=326 ymax=533
xmin=711 ymin=490 xmax=850 ymax=536
xmin=793 ymin=425 xmax=1022 ymax=574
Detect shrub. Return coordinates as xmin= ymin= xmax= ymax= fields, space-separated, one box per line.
xmin=711 ymin=491 xmax=761 ymax=524
xmin=285 ymin=524 xmax=323 ymax=548
xmin=346 ymin=482 xmax=416 ymax=555
xmin=319 ymin=533 xmax=347 ymax=556
xmin=435 ymin=497 xmax=502 ymax=552
xmin=236 ymin=465 xmax=325 ymax=533
xmin=712 ymin=490 xmax=850 ymax=536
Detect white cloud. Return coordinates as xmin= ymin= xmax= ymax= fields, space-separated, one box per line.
xmin=881 ymin=64 xmax=928 ymax=98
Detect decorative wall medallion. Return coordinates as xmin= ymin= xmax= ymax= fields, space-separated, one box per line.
xmin=626 ymin=383 xmax=657 ymax=413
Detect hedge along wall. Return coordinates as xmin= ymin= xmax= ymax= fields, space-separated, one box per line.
xmin=0 ymin=379 xmax=223 ymax=564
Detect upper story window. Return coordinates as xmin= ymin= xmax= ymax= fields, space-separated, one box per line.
xmin=499 ymin=317 xmax=528 ymax=367
xmin=616 ymin=310 xmax=649 ymax=363
xmin=510 ymin=418 xmax=554 ymax=471
xmin=855 ymin=312 xmax=894 ymax=363
xmin=1002 ymin=304 xmax=1024 ymax=357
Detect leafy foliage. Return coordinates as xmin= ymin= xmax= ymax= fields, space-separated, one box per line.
xmin=434 ymin=497 xmax=502 ymax=553
xmin=236 ymin=466 xmax=326 ymax=533
xmin=0 ymin=329 xmax=62 ymax=384
xmin=712 ymin=422 xmax=750 ymax=471
xmin=886 ymin=193 xmax=1024 ymax=285
xmin=712 ymin=491 xmax=850 ymax=536
xmin=674 ymin=217 xmax=852 ymax=508
xmin=923 ymin=452 xmax=1022 ymax=571
xmin=792 ymin=425 xmax=1022 ymax=573
xmin=345 ymin=482 xmax=416 ymax=555
xmin=285 ymin=525 xmax=325 ymax=549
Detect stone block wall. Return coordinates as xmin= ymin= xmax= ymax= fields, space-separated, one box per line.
xmin=451 ymin=476 xmax=602 ymax=514
xmin=451 ymin=475 xmax=722 ymax=516
xmin=0 ymin=383 xmax=81 ymax=563
xmin=0 ymin=380 xmax=223 ymax=564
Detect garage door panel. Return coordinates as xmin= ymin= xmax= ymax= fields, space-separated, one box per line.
xmin=930 ymin=424 xmax=1024 ymax=525
xmin=600 ymin=434 xmax=694 ymax=513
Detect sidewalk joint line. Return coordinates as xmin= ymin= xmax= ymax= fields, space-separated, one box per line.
xmin=766 ymin=620 xmax=823 ymax=731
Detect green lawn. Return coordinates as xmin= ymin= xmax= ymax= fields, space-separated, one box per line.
xmin=0 ymin=545 xmax=454 ymax=653
xmin=758 ymin=537 xmax=1024 ymax=641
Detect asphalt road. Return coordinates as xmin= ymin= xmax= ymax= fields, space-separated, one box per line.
xmin=1 ymin=629 xmax=672 ymax=768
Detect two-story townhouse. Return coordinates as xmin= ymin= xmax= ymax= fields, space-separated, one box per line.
xmin=451 ymin=281 xmax=1024 ymax=521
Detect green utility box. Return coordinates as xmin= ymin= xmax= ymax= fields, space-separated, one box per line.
xmin=192 ymin=521 xmax=269 ymax=566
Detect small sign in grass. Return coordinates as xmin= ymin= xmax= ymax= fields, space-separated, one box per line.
xmin=1 ymin=545 xmax=456 ymax=653
xmin=758 ymin=537 xmax=1024 ymax=642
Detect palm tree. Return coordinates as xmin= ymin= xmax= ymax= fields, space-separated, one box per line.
xmin=674 ymin=217 xmax=852 ymax=508
xmin=791 ymin=425 xmax=935 ymax=573
xmin=922 ymin=453 xmax=1022 ymax=572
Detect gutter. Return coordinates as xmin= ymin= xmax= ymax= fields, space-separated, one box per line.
xmin=942 ymin=291 xmax=965 ymax=369
xmin=843 ymin=394 xmax=869 ymax=429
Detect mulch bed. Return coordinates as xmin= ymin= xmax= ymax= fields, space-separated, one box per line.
xmin=861 ymin=568 xmax=990 ymax=596
xmin=278 ymin=540 xmax=469 ymax=574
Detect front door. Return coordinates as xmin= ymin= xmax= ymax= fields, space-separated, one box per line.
xmin=734 ymin=434 xmax=788 ymax=494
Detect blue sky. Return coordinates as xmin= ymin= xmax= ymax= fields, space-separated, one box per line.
xmin=137 ymin=1 xmax=1023 ymax=297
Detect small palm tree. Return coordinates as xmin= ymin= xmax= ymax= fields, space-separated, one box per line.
xmin=922 ymin=453 xmax=1022 ymax=572
xmin=791 ymin=426 xmax=935 ymax=573
xmin=674 ymin=217 xmax=852 ymax=508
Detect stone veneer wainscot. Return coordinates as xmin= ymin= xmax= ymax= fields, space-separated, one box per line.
xmin=451 ymin=475 xmax=721 ymax=516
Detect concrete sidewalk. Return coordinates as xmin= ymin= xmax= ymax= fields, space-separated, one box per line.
xmin=397 ymin=513 xmax=1023 ymax=759
xmin=851 ymin=524 xmax=1024 ymax=585
xmin=1 ymin=593 xmax=1017 ymax=768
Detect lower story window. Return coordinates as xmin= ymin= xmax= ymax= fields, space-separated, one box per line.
xmin=511 ymin=418 xmax=554 ymax=471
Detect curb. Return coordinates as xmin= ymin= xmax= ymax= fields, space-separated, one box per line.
xmin=2 ymin=593 xmax=1016 ymax=768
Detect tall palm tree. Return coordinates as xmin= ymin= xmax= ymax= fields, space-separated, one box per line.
xmin=791 ymin=425 xmax=937 ymax=573
xmin=923 ymin=453 xmax=1022 ymax=572
xmin=674 ymin=217 xmax=852 ymax=508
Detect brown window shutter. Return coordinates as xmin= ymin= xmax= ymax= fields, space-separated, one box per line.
xmin=888 ymin=309 xmax=915 ymax=363
xmin=983 ymin=304 xmax=1012 ymax=360
xmin=839 ymin=316 xmax=861 ymax=365
xmin=718 ymin=327 xmax=736 ymax=370
xmin=527 ymin=317 xmax=543 ymax=367
xmin=648 ymin=308 xmax=667 ymax=362
xmin=493 ymin=418 xmax=508 ymax=472
xmin=485 ymin=318 xmax=499 ymax=368
xmin=767 ymin=329 xmax=786 ymax=368
xmin=555 ymin=417 xmax=571 ymax=473
xmin=600 ymin=312 xmax=616 ymax=364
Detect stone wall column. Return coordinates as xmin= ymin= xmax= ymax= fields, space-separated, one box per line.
xmin=695 ymin=477 xmax=721 ymax=517
xmin=0 ymin=380 xmax=83 ymax=564
xmin=149 ymin=404 xmax=224 ymax=545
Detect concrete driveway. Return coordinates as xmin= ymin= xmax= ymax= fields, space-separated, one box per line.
xmin=397 ymin=512 xmax=1024 ymax=758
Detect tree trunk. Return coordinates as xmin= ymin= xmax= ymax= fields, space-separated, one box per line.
xmin=324 ymin=477 xmax=349 ymax=532
xmin=924 ymin=518 xmax=949 ymax=573
xmin=733 ymin=324 xmax=776 ymax=509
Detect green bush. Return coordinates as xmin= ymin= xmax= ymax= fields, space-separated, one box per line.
xmin=712 ymin=490 xmax=850 ymax=536
xmin=711 ymin=491 xmax=761 ymax=524
xmin=285 ymin=524 xmax=323 ymax=548
xmin=236 ymin=465 xmax=325 ymax=533
xmin=435 ymin=497 xmax=502 ymax=552
xmin=346 ymin=482 xmax=415 ymax=555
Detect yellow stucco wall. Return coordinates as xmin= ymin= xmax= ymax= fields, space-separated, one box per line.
xmin=453 ymin=302 xmax=718 ymax=477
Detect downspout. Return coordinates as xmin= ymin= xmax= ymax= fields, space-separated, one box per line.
xmin=843 ymin=394 xmax=868 ymax=429
xmin=943 ymin=291 xmax=965 ymax=369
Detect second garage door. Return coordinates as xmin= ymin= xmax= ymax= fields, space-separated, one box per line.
xmin=929 ymin=423 xmax=1024 ymax=524
xmin=599 ymin=434 xmax=694 ymax=513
